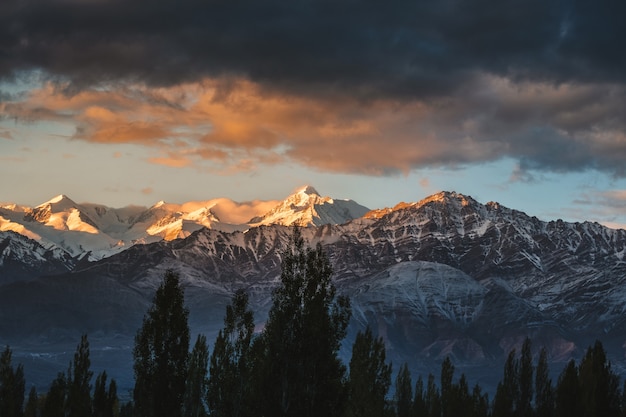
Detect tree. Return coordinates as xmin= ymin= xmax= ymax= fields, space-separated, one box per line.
xmin=207 ymin=289 xmax=255 ymax=417
xmin=577 ymin=341 xmax=621 ymax=417
xmin=42 ymin=373 xmax=67 ymax=417
xmin=344 ymin=327 xmax=391 ymax=417
xmin=450 ymin=374 xmax=472 ymax=417
xmin=493 ymin=348 xmax=519 ymax=417
xmin=0 ymin=346 xmax=25 ymax=417
xmin=184 ymin=335 xmax=209 ymax=417
xmin=133 ymin=270 xmax=190 ymax=417
xmin=535 ymin=347 xmax=554 ymax=417
xmin=424 ymin=374 xmax=441 ymax=417
xmin=518 ymin=338 xmax=534 ymax=417
xmin=395 ymin=363 xmax=413 ymax=417
xmin=440 ymin=357 xmax=454 ymax=417
xmin=66 ymin=334 xmax=93 ymax=417
xmin=94 ymin=370 xmax=119 ymax=417
xmin=255 ymin=227 xmax=351 ymax=417
xmin=555 ymin=360 xmax=581 ymax=417
xmin=412 ymin=375 xmax=428 ymax=417
xmin=24 ymin=386 xmax=38 ymax=417
xmin=470 ymin=383 xmax=489 ymax=417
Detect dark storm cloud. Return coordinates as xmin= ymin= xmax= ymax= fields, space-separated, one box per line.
xmin=2 ymin=0 xmax=626 ymax=180
xmin=1 ymin=0 xmax=625 ymax=96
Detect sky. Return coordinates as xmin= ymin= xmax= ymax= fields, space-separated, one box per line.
xmin=1 ymin=0 xmax=625 ymax=229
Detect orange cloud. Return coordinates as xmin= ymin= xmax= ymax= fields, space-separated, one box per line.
xmin=0 ymin=131 xmax=13 ymax=140
xmin=3 ymin=76 xmax=625 ymax=177
xmin=147 ymin=155 xmax=193 ymax=168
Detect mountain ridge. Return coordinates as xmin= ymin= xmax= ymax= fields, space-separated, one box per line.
xmin=0 ymin=185 xmax=370 ymax=261
xmin=2 ymin=188 xmax=626 ymax=393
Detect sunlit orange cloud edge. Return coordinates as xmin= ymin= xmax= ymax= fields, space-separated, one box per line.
xmin=2 ymin=75 xmax=625 ymax=177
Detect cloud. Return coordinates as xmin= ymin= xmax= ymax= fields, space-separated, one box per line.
xmin=1 ymin=0 xmax=625 ymax=181
xmin=568 ymin=189 xmax=626 ymax=230
xmin=141 ymin=187 xmax=153 ymax=195
xmin=147 ymin=155 xmax=193 ymax=168
xmin=2 ymin=76 xmax=626 ymax=179
xmin=0 ymin=0 xmax=624 ymax=98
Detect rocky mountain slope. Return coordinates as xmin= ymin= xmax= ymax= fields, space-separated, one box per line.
xmin=1 ymin=189 xmax=626 ymax=393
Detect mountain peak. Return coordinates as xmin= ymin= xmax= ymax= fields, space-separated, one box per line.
xmin=249 ymin=186 xmax=369 ymax=227
xmin=297 ymin=185 xmax=320 ymax=196
xmin=38 ymin=194 xmax=76 ymax=208
xmin=419 ymin=191 xmax=476 ymax=206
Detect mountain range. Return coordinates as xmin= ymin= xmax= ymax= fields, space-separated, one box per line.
xmin=1 ymin=186 xmax=626 ymax=394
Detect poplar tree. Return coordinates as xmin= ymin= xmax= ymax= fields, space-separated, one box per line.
xmin=440 ymin=357 xmax=454 ymax=417
xmin=426 ymin=373 xmax=442 ymax=417
xmin=133 ymin=270 xmax=190 ymax=417
xmin=93 ymin=370 xmax=119 ymax=417
xmin=412 ymin=376 xmax=428 ymax=417
xmin=42 ymin=373 xmax=67 ymax=417
xmin=518 ymin=338 xmax=534 ymax=417
xmin=395 ymin=363 xmax=413 ymax=417
xmin=345 ymin=327 xmax=391 ymax=417
xmin=535 ymin=347 xmax=554 ymax=417
xmin=555 ymin=360 xmax=581 ymax=417
xmin=207 ymin=289 xmax=254 ymax=417
xmin=255 ymin=227 xmax=351 ymax=417
xmin=493 ymin=349 xmax=519 ymax=417
xmin=578 ymin=341 xmax=621 ymax=417
xmin=23 ymin=386 xmax=38 ymax=417
xmin=67 ymin=334 xmax=93 ymax=417
xmin=184 ymin=334 xmax=209 ymax=417
xmin=0 ymin=346 xmax=25 ymax=417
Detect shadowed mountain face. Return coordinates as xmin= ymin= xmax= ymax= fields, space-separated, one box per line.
xmin=2 ymin=191 xmax=626 ymax=393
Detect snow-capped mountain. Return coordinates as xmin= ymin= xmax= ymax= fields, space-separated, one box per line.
xmin=248 ymin=186 xmax=370 ymax=227
xmin=0 ymin=186 xmax=368 ymax=262
xmin=0 ymin=230 xmax=75 ymax=284
xmin=2 ymin=189 xmax=626 ymax=393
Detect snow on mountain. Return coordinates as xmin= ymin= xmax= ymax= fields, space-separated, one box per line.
xmin=249 ymin=185 xmax=370 ymax=227
xmin=0 ymin=187 xmax=368 ymax=261
xmin=0 ymin=230 xmax=75 ymax=283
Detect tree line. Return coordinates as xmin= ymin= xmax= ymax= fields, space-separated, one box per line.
xmin=2 ymin=228 xmax=626 ymax=417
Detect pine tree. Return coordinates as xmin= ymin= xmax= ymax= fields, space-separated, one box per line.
xmin=184 ymin=335 xmax=208 ymax=417
xmin=395 ymin=363 xmax=413 ymax=417
xmin=255 ymin=227 xmax=351 ymax=417
xmin=0 ymin=346 xmax=25 ymax=417
xmin=344 ymin=327 xmax=391 ymax=417
xmin=66 ymin=334 xmax=93 ymax=417
xmin=207 ymin=289 xmax=255 ymax=417
xmin=535 ymin=347 xmax=554 ymax=417
xmin=133 ymin=270 xmax=190 ymax=417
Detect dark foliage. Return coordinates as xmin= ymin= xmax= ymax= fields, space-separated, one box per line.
xmin=133 ymin=270 xmax=190 ymax=417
